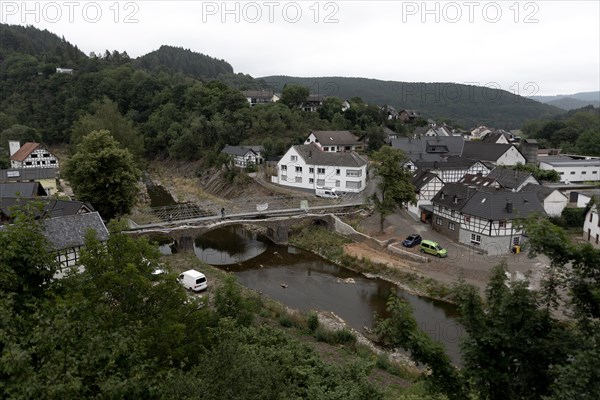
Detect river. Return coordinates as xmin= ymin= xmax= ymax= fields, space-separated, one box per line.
xmin=163 ymin=225 xmax=464 ymax=363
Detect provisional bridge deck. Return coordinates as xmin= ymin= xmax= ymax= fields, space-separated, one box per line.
xmin=129 ymin=194 xmax=366 ymax=231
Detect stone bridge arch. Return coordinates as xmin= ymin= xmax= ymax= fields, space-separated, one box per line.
xmin=130 ymin=214 xmax=336 ymax=249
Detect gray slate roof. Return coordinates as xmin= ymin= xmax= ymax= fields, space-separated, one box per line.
xmin=391 ymin=136 xmax=465 ymax=162
xmin=487 ymin=167 xmax=538 ymax=190
xmin=221 ymin=145 xmax=263 ymax=157
xmin=0 ymin=198 xmax=94 ymax=219
xmin=310 ymin=131 xmax=360 ymax=146
xmin=458 ymin=173 xmax=500 ymax=188
xmin=0 ymin=168 xmax=58 ymax=181
xmin=461 ymin=191 xmax=545 ymax=220
xmin=414 ymin=156 xmax=481 ymax=170
xmin=461 ymin=142 xmax=516 ymax=162
xmin=412 ymin=170 xmax=441 ymax=189
xmin=432 ymin=183 xmax=479 ymax=211
xmin=0 ymin=182 xmax=47 ymax=198
xmin=294 ymin=144 xmax=367 ymax=167
xmin=43 ymin=212 xmax=109 ymax=251
xmin=481 ymin=131 xmax=509 ymax=143
xmin=520 ymin=183 xmax=565 ymax=201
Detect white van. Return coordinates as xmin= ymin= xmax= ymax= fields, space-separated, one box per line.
xmin=315 ymin=187 xmax=339 ymax=199
xmin=177 ymin=269 xmax=208 ymax=292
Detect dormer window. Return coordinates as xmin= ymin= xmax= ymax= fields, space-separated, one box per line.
xmin=453 ymin=196 xmax=459 ymax=204
xmin=440 ymin=193 xmax=446 ymax=200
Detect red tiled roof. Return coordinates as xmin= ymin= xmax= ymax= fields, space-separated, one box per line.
xmin=10 ymin=142 xmax=40 ymax=162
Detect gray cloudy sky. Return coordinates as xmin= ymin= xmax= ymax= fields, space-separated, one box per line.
xmin=3 ymin=0 xmax=599 ymax=95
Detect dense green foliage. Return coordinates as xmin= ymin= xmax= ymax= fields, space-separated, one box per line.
xmin=261 ymin=76 xmax=563 ymax=129
xmin=374 ymin=218 xmax=600 ymax=400
xmin=514 ymin=162 xmax=561 ymax=182
xmin=63 ymin=130 xmax=141 ymax=219
xmin=522 ymin=106 xmax=600 ymax=155
xmin=0 ymin=216 xmax=385 ymax=399
xmin=135 ymin=45 xmax=233 ymax=79
xmin=370 ymin=146 xmax=417 ymax=232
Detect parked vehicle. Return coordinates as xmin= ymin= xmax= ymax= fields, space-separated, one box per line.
xmin=315 ymin=187 xmax=339 ymax=199
xmin=419 ymin=240 xmax=447 ymax=257
xmin=177 ymin=269 xmax=208 ymax=292
xmin=402 ymin=234 xmax=422 ymax=247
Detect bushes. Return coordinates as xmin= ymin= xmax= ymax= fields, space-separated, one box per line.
xmin=314 ymin=327 xmax=357 ymax=346
xmin=551 ymin=207 xmax=586 ymax=228
xmin=307 ymin=312 xmax=319 ymax=332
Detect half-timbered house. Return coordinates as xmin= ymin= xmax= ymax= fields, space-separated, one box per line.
xmin=408 ymin=170 xmax=444 ymax=221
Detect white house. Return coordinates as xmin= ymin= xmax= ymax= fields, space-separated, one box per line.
xmin=462 ymin=142 xmax=526 ymax=166
xmin=43 ymin=211 xmax=109 ymax=279
xmin=242 ymin=90 xmax=279 ymax=107
xmin=221 ymin=145 xmax=263 ymax=168
xmin=539 ymin=156 xmax=600 ymax=183
xmin=486 ymin=167 xmax=540 ymax=192
xmin=9 ymin=142 xmax=59 ymax=169
xmin=408 ymin=170 xmax=444 ymax=221
xmin=470 ymin=126 xmax=493 ymax=139
xmin=521 ymin=183 xmax=568 ymax=217
xmin=56 ymin=67 xmax=74 ymax=74
xmin=304 ymin=131 xmax=362 ymax=152
xmin=413 ymin=156 xmax=490 ymax=183
xmin=272 ymin=143 xmax=368 ymax=193
xmin=583 ymin=204 xmax=600 ymax=247
xmin=432 ymin=183 xmax=546 ymax=254
xmin=423 ymin=126 xmax=452 ymax=137
xmin=481 ymin=131 xmax=512 ymax=144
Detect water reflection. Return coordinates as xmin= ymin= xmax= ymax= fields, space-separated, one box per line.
xmin=193 ymin=225 xmax=268 ymax=265
xmin=189 ymin=225 xmax=463 ymax=363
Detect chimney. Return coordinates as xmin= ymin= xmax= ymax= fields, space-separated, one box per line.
xmin=308 ymin=150 xmax=312 ymax=158
xmin=9 ymin=140 xmax=21 ymax=156
xmin=506 ymin=199 xmax=513 ymax=213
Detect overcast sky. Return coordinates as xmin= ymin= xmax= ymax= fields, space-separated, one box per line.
xmin=3 ymin=1 xmax=599 ymax=95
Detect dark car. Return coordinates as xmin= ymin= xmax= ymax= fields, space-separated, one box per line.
xmin=402 ymin=234 xmax=422 ymax=247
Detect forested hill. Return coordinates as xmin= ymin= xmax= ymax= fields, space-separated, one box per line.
xmin=260 ymin=75 xmax=563 ymax=129
xmin=135 ymin=45 xmax=233 ymax=80
xmin=0 ymin=24 xmax=85 ymax=66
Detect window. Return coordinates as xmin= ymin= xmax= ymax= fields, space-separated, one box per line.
xmin=570 ymin=171 xmax=576 ymax=175
xmin=583 ymin=171 xmax=587 ymax=175
xmin=450 ymin=210 xmax=455 ymax=217
xmin=309 ymin=178 xmax=314 ymax=184
xmin=309 ymin=167 xmax=314 ymax=173
xmin=281 ymin=175 xmax=287 ymax=181
xmin=590 ymin=213 xmax=593 ymax=222
xmin=593 ymin=171 xmax=598 ymax=174
xmin=471 ymin=234 xmax=481 ymax=245
xmin=448 ymin=222 xmax=455 ymax=231
xmin=436 ymin=217 xmax=443 ymax=225
xmin=323 ymin=147 xmax=329 ymax=151
xmin=560 ymin=172 xmax=564 ymax=175
xmin=336 ymin=169 xmax=340 ymax=175
xmin=295 ymin=166 xmax=302 ymax=172
xmin=346 ymin=181 xmax=362 ymax=189
xmin=499 ymin=220 xmax=506 ymax=228
xmin=513 ymin=237 xmax=520 ymax=245
xmin=440 ymin=193 xmax=446 ymax=200
xmin=43 ymin=153 xmax=50 ymax=157
xmin=281 ymin=165 xmax=287 ymax=171
xmin=291 ymin=155 xmax=297 ymax=161
xmin=335 ymin=180 xmax=340 ymax=187
xmin=464 ymin=215 xmax=470 ymax=223
xmin=317 ymin=179 xmax=325 ymax=186
xmin=317 ymin=168 xmax=325 ymax=174
xmin=346 ymin=169 xmax=361 ymax=177
xmin=31 ymin=154 xmax=38 ymax=158
xmin=50 ymin=160 xmax=57 ymax=164
xmin=295 ymin=177 xmax=302 ymax=183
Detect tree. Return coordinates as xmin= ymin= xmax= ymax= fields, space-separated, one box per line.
xmin=453 ymin=261 xmax=571 ymax=400
xmin=366 ymin=126 xmax=385 ymax=152
xmin=575 ymin=130 xmax=600 ymax=156
xmin=374 ymin=294 xmax=465 ymax=400
xmin=280 ymin=84 xmax=310 ymax=109
xmin=370 ymin=146 xmax=416 ymax=233
xmin=64 ymin=130 xmax=141 ymax=220
xmin=70 ymin=97 xmax=144 ymax=161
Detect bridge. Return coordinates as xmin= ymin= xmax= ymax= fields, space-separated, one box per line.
xmin=128 ymin=194 xmax=368 ymax=244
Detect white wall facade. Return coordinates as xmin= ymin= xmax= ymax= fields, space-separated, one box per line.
xmin=543 ymin=190 xmax=568 ymax=217
xmin=304 ymin=133 xmax=359 ymax=152
xmin=275 ymin=147 xmax=367 ymax=193
xmin=495 ymin=146 xmax=526 ymax=166
xmin=407 ymin=176 xmax=444 ymax=217
xmin=11 ymin=147 xmax=59 ymax=169
xmin=583 ymin=206 xmax=600 ymax=248
xmin=540 ymin=161 xmax=600 ymax=183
